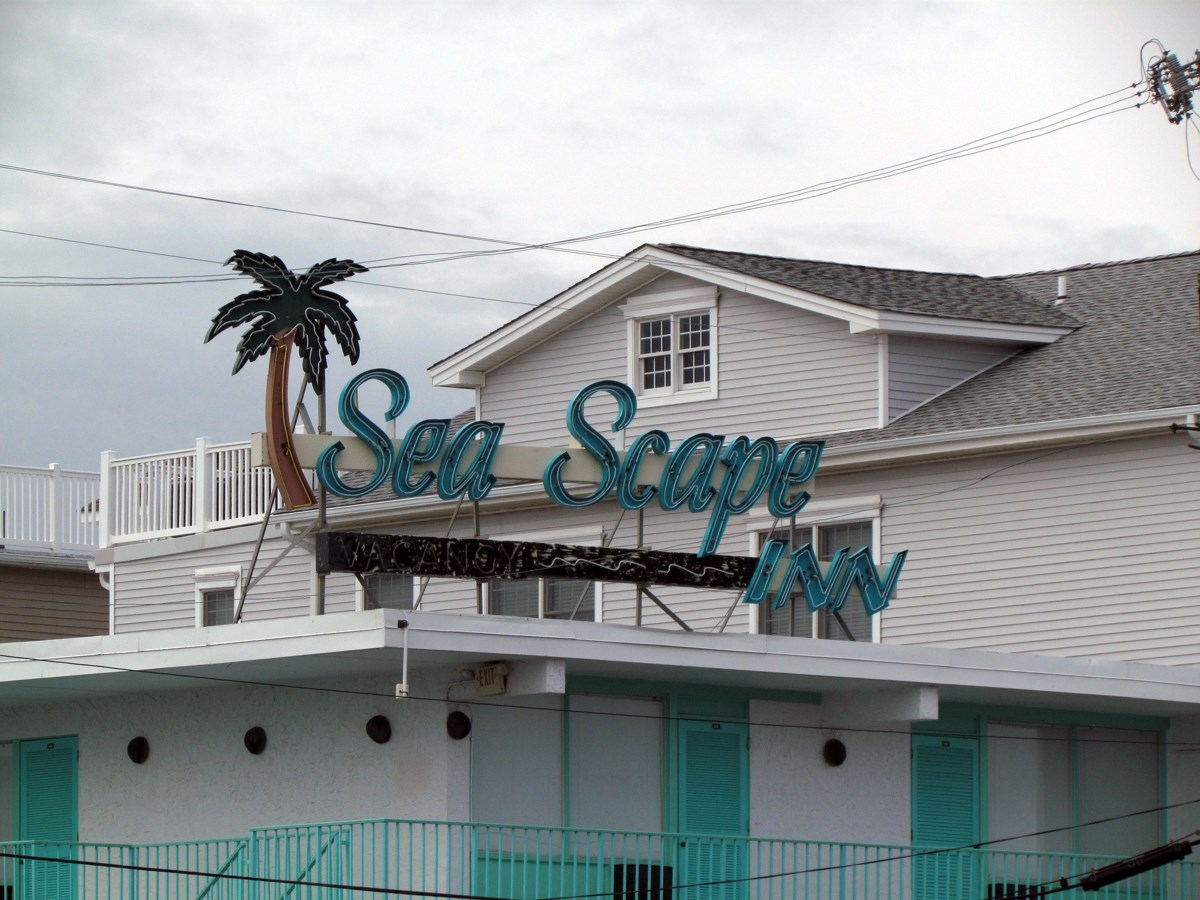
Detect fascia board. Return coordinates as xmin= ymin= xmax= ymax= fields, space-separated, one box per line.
xmin=12 ymin=609 xmax=1200 ymax=712
xmin=822 ymin=407 xmax=1200 ymax=470
xmin=429 ymin=252 xmax=663 ymax=386
xmin=395 ymin=613 xmax=1200 ymax=709
xmin=431 ymin=245 xmax=1069 ymax=387
xmin=850 ymin=313 xmax=1072 ymax=344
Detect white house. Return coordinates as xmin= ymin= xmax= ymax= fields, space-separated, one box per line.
xmin=3 ymin=244 xmax=1200 ymax=899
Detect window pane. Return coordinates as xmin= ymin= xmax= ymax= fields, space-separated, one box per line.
xmin=818 ymin=521 xmax=873 ymax=560
xmin=364 ymin=574 xmax=413 ymax=611
xmin=681 ymin=348 xmax=710 ymax=385
xmin=758 ymin=528 xmax=813 ymax=636
xmin=545 ymin=579 xmax=594 ymax=620
xmin=817 ymin=521 xmax=873 ymax=641
xmin=490 ymin=579 xmax=539 ymax=617
xmin=641 ymin=353 xmax=672 ymax=390
xmin=204 ymin=589 xmax=235 ymax=626
xmin=639 ymin=319 xmax=671 ymax=354
xmin=678 ymin=314 xmax=709 ymax=349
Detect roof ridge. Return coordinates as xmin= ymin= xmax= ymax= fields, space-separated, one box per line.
xmin=998 ymin=248 xmax=1200 ymax=278
xmin=657 ymin=243 xmax=985 ymax=279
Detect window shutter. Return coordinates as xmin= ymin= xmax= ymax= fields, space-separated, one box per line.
xmin=678 ymin=722 xmax=748 ymax=900
xmin=20 ymin=737 xmax=79 ymax=899
xmin=911 ymin=735 xmax=979 ymax=899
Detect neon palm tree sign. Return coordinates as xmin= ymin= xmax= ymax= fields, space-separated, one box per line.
xmin=206 ymin=250 xmax=367 ymax=509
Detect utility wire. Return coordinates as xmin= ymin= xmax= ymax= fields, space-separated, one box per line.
xmin=0 ymin=644 xmax=1191 ymax=747
xmin=0 ymin=82 xmax=1144 ymax=280
xmin=0 ymin=850 xmax=504 ymax=900
xmin=536 ymin=799 xmax=1200 ymax=900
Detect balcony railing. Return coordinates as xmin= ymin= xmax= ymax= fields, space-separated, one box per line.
xmin=100 ymin=439 xmax=279 ymax=547
xmin=1 ymin=819 xmax=1197 ymax=899
xmin=0 ymin=464 xmax=100 ymax=554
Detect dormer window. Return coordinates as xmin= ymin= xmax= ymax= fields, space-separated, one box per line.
xmin=622 ymin=286 xmax=718 ymax=405
xmin=637 ymin=313 xmax=711 ymax=392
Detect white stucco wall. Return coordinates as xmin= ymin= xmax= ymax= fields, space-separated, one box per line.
xmin=749 ymin=699 xmax=910 ymax=847
xmin=0 ymin=668 xmax=469 ymax=844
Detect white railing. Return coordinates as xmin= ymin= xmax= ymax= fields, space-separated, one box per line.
xmin=101 ymin=438 xmax=279 ymax=547
xmin=0 ymin=464 xmax=100 ymax=553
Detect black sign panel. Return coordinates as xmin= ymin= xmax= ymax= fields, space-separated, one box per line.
xmin=316 ymin=531 xmax=759 ymax=590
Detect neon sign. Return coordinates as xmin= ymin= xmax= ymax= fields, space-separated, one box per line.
xmin=313 ymin=368 xmax=906 ymax=615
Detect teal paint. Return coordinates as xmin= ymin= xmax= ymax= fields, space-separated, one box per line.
xmin=565 ymin=676 xmax=818 ymax=710
xmin=935 ymin=703 xmax=1168 ymax=734
xmin=911 ymin=734 xmax=980 ymax=900
xmin=563 ymin=695 xmax=571 ymax=827
xmin=678 ymin=721 xmax=749 ymax=900
xmin=1069 ymin=726 xmax=1081 ymax=855
xmin=19 ymin=736 xmax=79 ymax=900
xmin=313 ymin=371 xmax=876 ymax=580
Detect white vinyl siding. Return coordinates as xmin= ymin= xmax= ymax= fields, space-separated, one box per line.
xmin=887 ymin=336 xmax=1017 ymax=421
xmin=113 ymin=529 xmax=319 ymax=633
xmin=481 ymin=276 xmax=879 ymax=444
xmin=827 ymin=433 xmax=1200 ymax=664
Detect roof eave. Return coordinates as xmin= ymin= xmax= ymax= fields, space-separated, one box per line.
xmin=823 ymin=406 xmax=1200 ymax=471
xmin=431 ymin=245 xmax=1074 ymax=386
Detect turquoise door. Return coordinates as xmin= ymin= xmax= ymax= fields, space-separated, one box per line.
xmin=911 ymin=734 xmax=980 ymax=900
xmin=677 ymin=721 xmax=748 ymax=900
xmin=18 ymin=737 xmax=78 ymax=900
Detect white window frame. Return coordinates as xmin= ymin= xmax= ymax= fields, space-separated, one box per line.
xmin=485 ymin=525 xmax=603 ymax=622
xmin=743 ymin=496 xmax=883 ymax=642
xmin=194 ymin=565 xmax=243 ymax=627
xmin=621 ymin=287 xmax=719 ymax=408
xmin=358 ymin=573 xmax=417 ymax=612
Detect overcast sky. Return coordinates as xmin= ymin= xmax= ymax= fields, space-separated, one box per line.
xmin=1 ymin=0 xmax=1198 ymax=471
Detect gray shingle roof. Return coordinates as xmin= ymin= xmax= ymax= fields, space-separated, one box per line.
xmin=658 ymin=244 xmax=1080 ymax=328
xmin=828 ymin=250 xmax=1200 ymax=448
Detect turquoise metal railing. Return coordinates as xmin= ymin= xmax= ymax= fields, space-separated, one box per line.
xmin=248 ymin=819 xmax=1200 ymax=900
xmin=3 ymin=821 xmax=1200 ymax=899
xmin=0 ymin=838 xmax=248 ymax=900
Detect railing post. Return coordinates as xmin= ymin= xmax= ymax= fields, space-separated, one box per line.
xmin=99 ymin=452 xmax=115 ymax=549
xmin=48 ymin=463 xmax=60 ymax=552
xmin=196 ymin=437 xmax=212 ymax=534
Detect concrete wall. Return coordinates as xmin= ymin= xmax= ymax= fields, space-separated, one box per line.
xmin=750 ymin=700 xmax=911 ymax=846
xmin=0 ymin=669 xmax=467 ymax=844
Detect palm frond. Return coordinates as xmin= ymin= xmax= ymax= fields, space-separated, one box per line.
xmin=231 ymin=319 xmax=280 ymax=375
xmin=293 ymin=324 xmax=330 ymax=393
xmin=226 ymin=250 xmax=298 ymax=292
xmin=307 ymin=291 xmax=361 ymax=364
xmin=211 ymin=250 xmax=366 ymax=389
xmin=303 ymin=257 xmax=369 ymax=287
xmin=205 ymin=290 xmax=277 ymax=342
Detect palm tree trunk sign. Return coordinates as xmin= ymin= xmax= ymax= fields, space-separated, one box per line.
xmin=205 ymin=251 xmax=367 ymax=510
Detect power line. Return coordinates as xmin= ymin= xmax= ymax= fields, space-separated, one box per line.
xmin=0 ymin=849 xmax=504 ymax=900
xmin=0 ymin=638 xmax=1191 ymax=747
xmin=0 ymin=81 xmax=1145 ymax=283
xmin=0 ymin=227 xmax=222 ymax=265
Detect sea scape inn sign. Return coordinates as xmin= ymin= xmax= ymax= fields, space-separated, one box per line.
xmin=306 ymin=368 xmax=907 ymax=616
xmin=206 ymin=250 xmax=904 ymax=616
